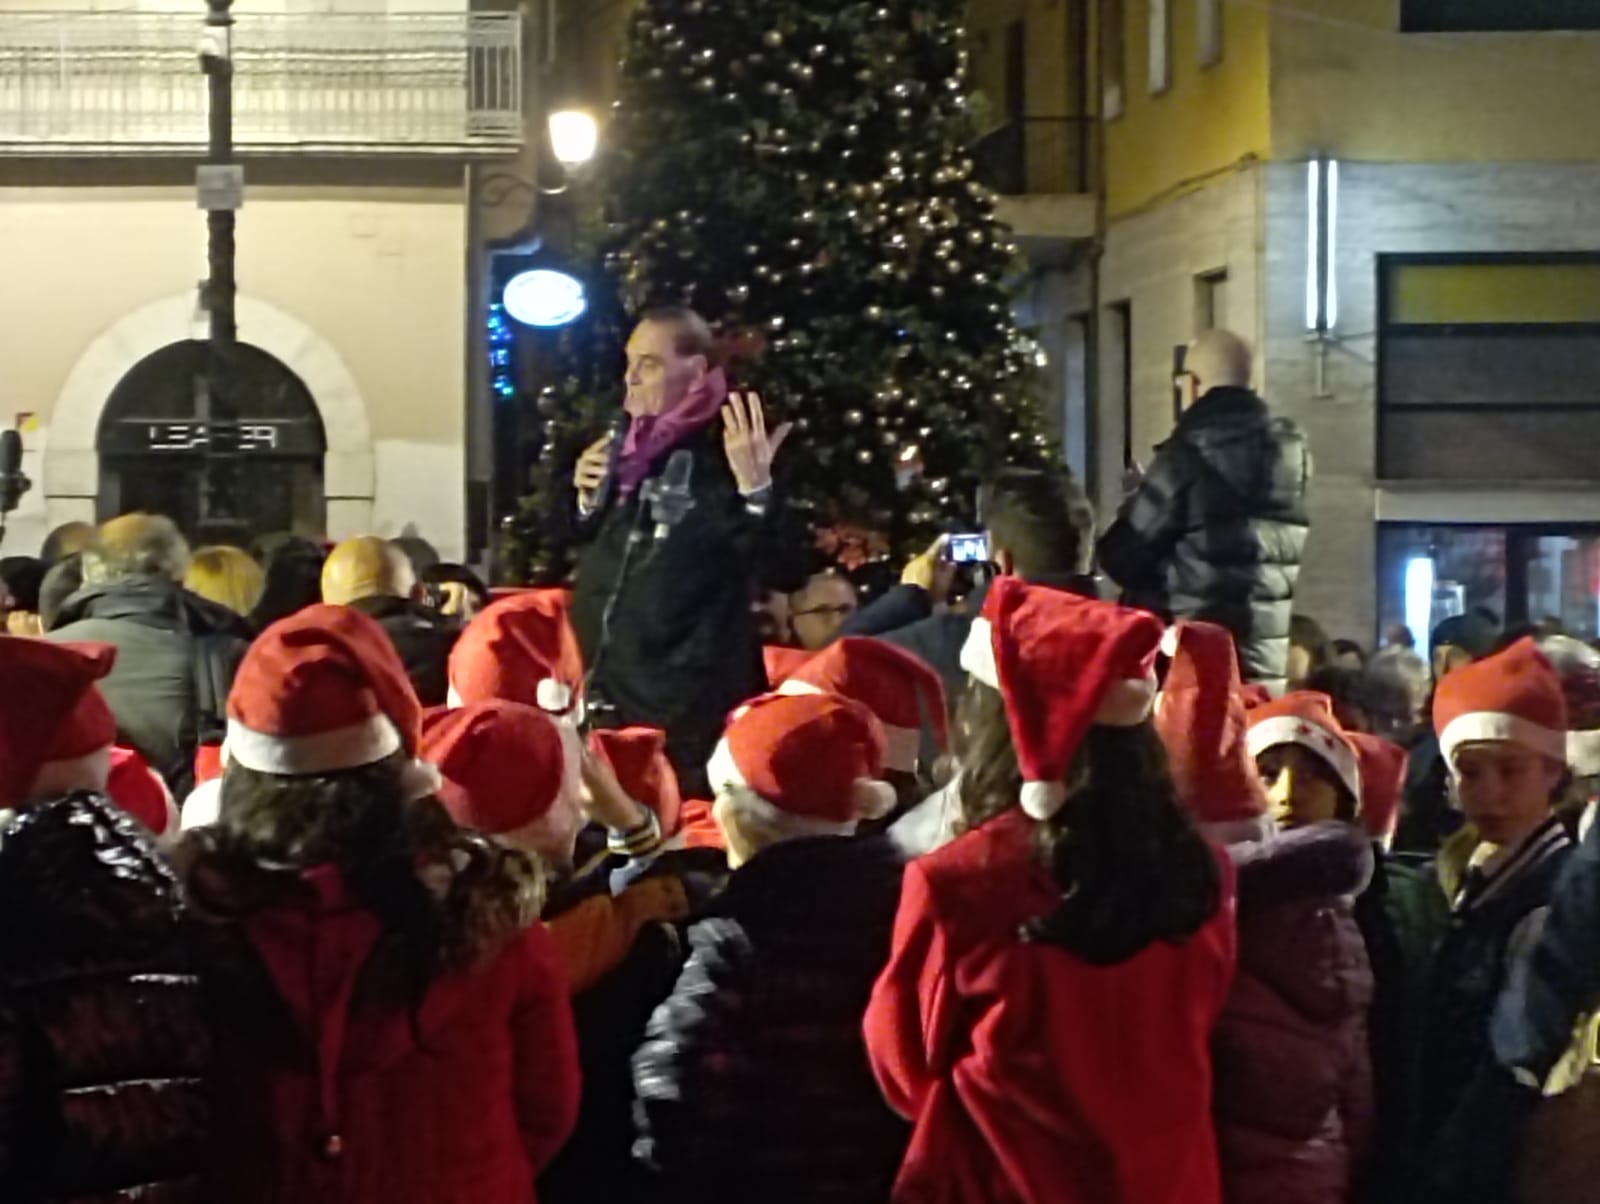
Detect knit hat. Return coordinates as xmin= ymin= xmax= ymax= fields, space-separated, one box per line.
xmin=1246 ymin=692 xmax=1363 ymax=805
xmin=0 ymin=637 xmax=118 ymax=810
xmin=776 ymin=637 xmax=948 ymax=772
xmin=225 ymin=604 xmax=440 ymax=798
xmin=958 ymin=577 xmax=1163 ymax=821
xmin=590 ymin=726 xmax=683 ymax=837
xmin=1349 ymin=732 xmax=1408 ymax=845
xmin=706 ymin=692 xmax=895 ymax=833
xmin=421 ymin=700 xmax=577 ymax=836
xmin=448 ymin=590 xmax=584 ymax=715
xmin=1538 ymin=635 xmax=1600 ymax=776
xmin=1434 ymin=637 xmax=1567 ymax=768
xmin=1154 ymin=620 xmax=1270 ymax=831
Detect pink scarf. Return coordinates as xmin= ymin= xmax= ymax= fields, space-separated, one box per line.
xmin=615 ymin=367 xmax=728 ymax=497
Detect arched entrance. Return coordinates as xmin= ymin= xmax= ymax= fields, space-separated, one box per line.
xmin=96 ymin=341 xmax=327 ymax=544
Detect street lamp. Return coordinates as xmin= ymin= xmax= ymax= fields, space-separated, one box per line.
xmin=547 ymin=109 xmax=598 ymax=169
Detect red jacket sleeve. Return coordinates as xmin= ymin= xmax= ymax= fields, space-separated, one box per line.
xmin=508 ymin=922 xmax=581 ymax=1173
xmin=863 ymin=859 xmax=954 ymax=1120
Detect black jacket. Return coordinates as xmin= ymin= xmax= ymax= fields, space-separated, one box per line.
xmin=631 ymin=835 xmax=910 ymax=1204
xmin=48 ymin=576 xmax=250 ymax=792
xmin=570 ymin=426 xmax=806 ymax=794
xmin=1098 ymin=387 xmax=1311 ymax=688
xmin=0 ymin=792 xmax=210 ymax=1202
xmin=347 ymin=596 xmax=458 ymax=707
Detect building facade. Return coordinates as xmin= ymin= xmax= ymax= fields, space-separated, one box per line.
xmin=1012 ymin=0 xmax=1600 ymax=644
xmin=0 ymin=0 xmax=528 ymax=560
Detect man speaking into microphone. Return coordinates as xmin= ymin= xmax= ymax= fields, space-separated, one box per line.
xmin=570 ymin=306 xmax=805 ymax=794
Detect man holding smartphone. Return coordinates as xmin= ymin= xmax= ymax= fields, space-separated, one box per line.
xmin=1097 ymin=329 xmax=1311 ymax=693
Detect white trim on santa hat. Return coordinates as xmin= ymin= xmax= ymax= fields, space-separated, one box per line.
xmin=1568 ymin=730 xmax=1600 ymax=777
xmin=181 ymin=777 xmax=222 ymax=830
xmin=960 ymin=617 xmax=999 ymax=689
xmin=1247 ymin=714 xmax=1363 ymax=804
xmin=1441 ymin=711 xmax=1568 ymax=768
xmin=706 ymin=736 xmax=896 ymax=831
xmin=225 ymin=712 xmax=401 ymax=776
xmin=775 ymin=678 xmax=920 ymax=773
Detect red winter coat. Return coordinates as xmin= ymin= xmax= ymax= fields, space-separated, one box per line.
xmin=201 ymin=866 xmax=580 ymax=1204
xmin=864 ymin=809 xmax=1237 ymax=1204
xmin=1212 ymin=823 xmax=1375 ymax=1204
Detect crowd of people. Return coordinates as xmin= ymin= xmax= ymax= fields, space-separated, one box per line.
xmin=3 ymin=311 xmax=1600 ymax=1204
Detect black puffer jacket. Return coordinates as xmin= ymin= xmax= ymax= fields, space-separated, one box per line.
xmin=0 ymin=792 xmax=210 ymax=1202
xmin=1098 ymin=387 xmax=1311 ymax=688
xmin=631 ymin=835 xmax=910 ymax=1203
xmin=570 ymin=424 xmax=806 ymax=795
xmin=347 ymin=595 xmax=459 ymax=707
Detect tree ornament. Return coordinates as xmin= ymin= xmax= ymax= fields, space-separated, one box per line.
xmin=844 ymin=409 xmax=865 ymax=426
xmin=856 ymin=448 xmax=875 ymax=464
xmin=865 ymin=304 xmax=884 ymax=320
xmin=763 ymin=28 xmax=783 ymax=48
xmin=768 ymin=314 xmax=787 ymax=331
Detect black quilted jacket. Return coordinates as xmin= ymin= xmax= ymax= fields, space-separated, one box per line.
xmin=1098 ymin=387 xmax=1311 ymax=689
xmin=631 ymin=834 xmax=910 ymax=1204
xmin=0 ymin=792 xmax=210 ymax=1202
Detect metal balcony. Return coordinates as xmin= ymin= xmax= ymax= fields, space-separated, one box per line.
xmin=0 ymin=10 xmax=523 ymax=155
xmin=973 ymin=116 xmax=1096 ymax=247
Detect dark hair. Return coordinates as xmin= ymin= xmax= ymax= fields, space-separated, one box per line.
xmin=1303 ymin=665 xmax=1373 ymax=734
xmin=0 ymin=556 xmax=45 ymax=613
xmin=39 ymin=521 xmax=93 ymax=566
xmin=957 ymin=682 xmax=1221 ymax=964
xmin=1289 ymin=615 xmax=1331 ymax=667
xmin=422 ymin=562 xmax=491 ymax=607
xmin=176 ymin=755 xmax=543 ymax=1015
xmin=37 ymin=554 xmax=84 ymax=631
xmin=248 ymin=536 xmax=326 ymax=631
xmin=640 ymin=305 xmax=717 ymax=362
xmin=1330 ymin=638 xmax=1367 ymax=667
xmin=979 ymin=467 xmax=1096 ymax=579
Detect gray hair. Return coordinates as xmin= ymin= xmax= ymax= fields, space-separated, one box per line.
xmin=82 ymin=514 xmax=192 ymax=584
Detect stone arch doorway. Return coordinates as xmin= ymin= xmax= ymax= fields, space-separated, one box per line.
xmin=97 ymin=341 xmax=327 ymax=545
xmin=46 ymin=292 xmax=376 ymax=542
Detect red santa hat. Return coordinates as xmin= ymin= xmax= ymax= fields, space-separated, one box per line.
xmin=764 ymin=644 xmax=815 ymax=689
xmin=1536 ymin=635 xmax=1600 ymax=776
xmin=420 ymin=700 xmax=576 ymax=836
xmin=958 ymin=577 xmax=1163 ymax=821
xmin=225 ymin=604 xmax=440 ymax=798
xmin=1153 ymin=621 xmax=1271 ymax=837
xmin=775 ymin=637 xmax=948 ymax=773
xmin=589 ymin=726 xmax=683 ymax=837
xmin=0 ymin=637 xmax=118 ymax=810
xmin=1434 ymin=637 xmax=1567 ymax=768
xmin=108 ymin=745 xmax=179 ymax=839
xmin=1349 ymin=732 xmax=1408 ymax=846
xmin=1246 ymin=692 xmax=1363 ymax=805
xmin=706 ymin=692 xmax=896 ymax=834
xmin=448 ymin=590 xmax=584 ymax=715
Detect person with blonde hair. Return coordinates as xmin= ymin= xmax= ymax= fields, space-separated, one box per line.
xmin=184 ymin=545 xmax=265 ymax=620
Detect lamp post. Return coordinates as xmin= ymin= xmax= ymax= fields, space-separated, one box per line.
xmin=198 ymin=0 xmax=242 ymax=535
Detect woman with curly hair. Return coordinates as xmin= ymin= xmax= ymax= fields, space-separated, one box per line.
xmin=178 ymin=605 xmax=578 ymax=1204
xmin=863 ymin=580 xmax=1234 ymax=1204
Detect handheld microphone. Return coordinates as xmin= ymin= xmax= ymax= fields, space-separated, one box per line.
xmin=0 ymin=429 xmax=31 ymax=516
xmin=647 ymin=448 xmax=696 ymax=542
xmin=590 ymin=409 xmax=631 ymax=515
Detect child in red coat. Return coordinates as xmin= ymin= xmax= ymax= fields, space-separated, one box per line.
xmin=863 ymin=580 xmax=1236 ymax=1204
xmin=179 ymin=607 xmax=579 ymax=1204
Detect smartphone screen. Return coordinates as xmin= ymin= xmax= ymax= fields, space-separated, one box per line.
xmin=946 ymin=532 xmax=991 ymax=564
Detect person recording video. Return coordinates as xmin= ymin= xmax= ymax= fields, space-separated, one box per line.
xmin=570 ymin=306 xmax=806 ymax=795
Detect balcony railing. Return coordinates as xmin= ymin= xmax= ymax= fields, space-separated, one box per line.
xmin=0 ymin=10 xmax=523 ymax=155
xmin=973 ymin=117 xmax=1091 ymax=196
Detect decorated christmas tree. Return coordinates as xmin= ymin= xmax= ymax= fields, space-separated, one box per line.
xmin=513 ymin=0 xmax=1056 ymax=583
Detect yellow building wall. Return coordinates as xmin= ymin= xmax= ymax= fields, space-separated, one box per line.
xmin=1104 ymin=0 xmax=1272 ymax=218
xmin=1270 ymin=0 xmax=1600 ymax=162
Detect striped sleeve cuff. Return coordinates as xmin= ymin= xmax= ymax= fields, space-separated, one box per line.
xmin=606 ymin=808 xmax=663 ymax=859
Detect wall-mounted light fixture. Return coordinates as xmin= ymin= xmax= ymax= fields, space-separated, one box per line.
xmin=1306 ymin=154 xmax=1338 ymax=397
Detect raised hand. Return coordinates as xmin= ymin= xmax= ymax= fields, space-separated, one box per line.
xmin=722 ymin=390 xmax=794 ymax=495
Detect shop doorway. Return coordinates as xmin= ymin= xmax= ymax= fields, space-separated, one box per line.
xmin=96 ymin=341 xmax=327 ymax=546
